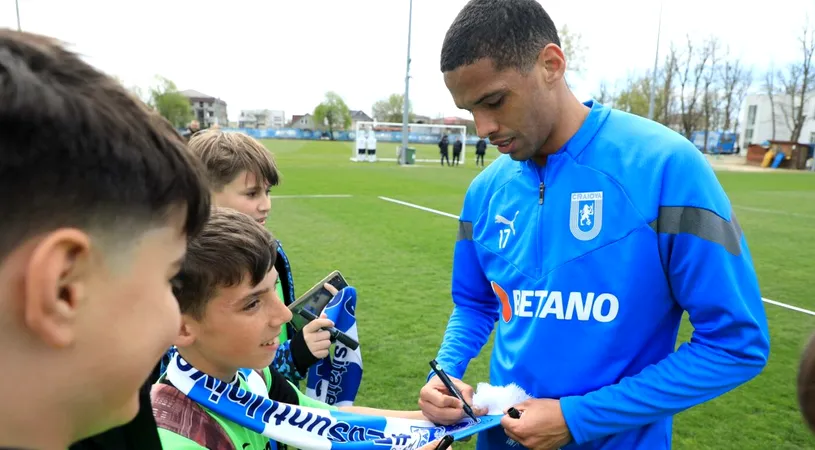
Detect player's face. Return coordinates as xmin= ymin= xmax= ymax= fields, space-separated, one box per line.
xmin=443 ymin=54 xmax=559 ymax=164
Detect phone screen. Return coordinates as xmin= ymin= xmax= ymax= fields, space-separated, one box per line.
xmin=289 ymin=272 xmax=348 ymax=332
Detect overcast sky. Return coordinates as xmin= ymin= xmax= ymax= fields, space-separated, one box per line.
xmin=2 ymin=0 xmax=812 ymax=122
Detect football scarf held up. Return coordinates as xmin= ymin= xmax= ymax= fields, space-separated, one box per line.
xmin=163 ymin=353 xmax=503 ymax=449
xmin=305 ymin=287 xmax=362 ymax=406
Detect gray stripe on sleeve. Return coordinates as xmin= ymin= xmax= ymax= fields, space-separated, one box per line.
xmin=649 ymin=206 xmax=742 ymax=256
xmin=457 ymin=221 xmax=473 ymax=241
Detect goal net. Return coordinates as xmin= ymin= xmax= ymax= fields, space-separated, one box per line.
xmin=350 ymin=121 xmax=468 ymax=165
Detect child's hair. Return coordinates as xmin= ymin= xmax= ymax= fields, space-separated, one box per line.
xmin=172 ymin=207 xmax=277 ymax=319
xmin=188 ymin=130 xmax=281 ymax=191
xmin=0 ymin=29 xmax=210 ymax=259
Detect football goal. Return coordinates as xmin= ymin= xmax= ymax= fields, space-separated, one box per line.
xmin=350 ymin=121 xmax=468 ymax=165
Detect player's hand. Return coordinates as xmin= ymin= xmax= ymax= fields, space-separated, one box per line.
xmin=301 ymin=312 xmax=333 ymax=359
xmin=418 ymin=375 xmax=486 ymax=425
xmin=500 ymin=399 xmax=572 ymax=450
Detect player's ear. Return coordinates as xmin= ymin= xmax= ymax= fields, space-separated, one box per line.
xmin=536 ymin=43 xmax=566 ymax=84
xmin=23 ymin=229 xmax=92 ymax=348
xmin=175 ymin=314 xmax=198 ymax=347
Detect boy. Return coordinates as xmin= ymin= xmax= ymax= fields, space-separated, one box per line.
xmin=153 ymin=208 xmax=444 ymax=449
xmin=186 ymin=129 xmax=331 ymax=385
xmin=0 ymin=29 xmax=210 ymax=449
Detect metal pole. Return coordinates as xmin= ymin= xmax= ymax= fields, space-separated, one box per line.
xmin=15 ymin=0 xmax=22 ymax=31
xmin=400 ymin=0 xmax=413 ymax=165
xmin=647 ymin=0 xmax=663 ymax=121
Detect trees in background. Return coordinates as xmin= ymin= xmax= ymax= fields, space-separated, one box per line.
xmin=596 ymin=19 xmax=815 ymax=147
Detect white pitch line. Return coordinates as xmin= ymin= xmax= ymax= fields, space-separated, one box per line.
xmin=733 ymin=204 xmax=815 ymax=219
xmin=271 ymin=194 xmax=353 ymax=199
xmin=761 ymin=298 xmax=815 ymax=316
xmin=378 ymin=196 xmax=460 ymax=219
xmin=379 ymin=196 xmax=815 ymax=318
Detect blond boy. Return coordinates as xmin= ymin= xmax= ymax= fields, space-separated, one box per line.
xmin=186 ymin=130 xmax=333 ymax=385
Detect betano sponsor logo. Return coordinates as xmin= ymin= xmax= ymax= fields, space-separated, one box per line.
xmin=491 ymin=281 xmax=619 ymax=323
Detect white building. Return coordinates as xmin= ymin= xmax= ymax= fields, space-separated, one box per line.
xmin=737 ymin=93 xmax=815 ymax=148
xmin=238 ymin=109 xmax=286 ymax=129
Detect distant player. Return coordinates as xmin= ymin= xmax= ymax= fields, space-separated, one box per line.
xmin=356 ymin=129 xmax=367 ymax=162
xmin=366 ymin=127 xmax=378 ymax=162
xmin=475 ymin=138 xmax=487 ymax=167
xmin=439 ymin=134 xmax=450 ymax=166
xmin=452 ymin=137 xmax=463 ymax=166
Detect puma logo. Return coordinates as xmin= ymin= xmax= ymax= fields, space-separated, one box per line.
xmin=495 ymin=211 xmax=519 ymax=235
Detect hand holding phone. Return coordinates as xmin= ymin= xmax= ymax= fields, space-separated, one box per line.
xmin=288 ymin=271 xmax=348 ymax=332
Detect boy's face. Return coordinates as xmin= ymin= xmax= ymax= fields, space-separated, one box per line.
xmin=0 ymin=214 xmax=186 ymax=439
xmin=180 ymin=267 xmax=292 ymax=378
xmin=83 ymin=222 xmax=186 ymax=431
xmin=213 ymin=171 xmax=271 ymax=226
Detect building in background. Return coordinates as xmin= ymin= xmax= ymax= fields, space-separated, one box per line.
xmin=349 ymin=110 xmax=373 ymax=132
xmin=289 ymin=114 xmax=317 ymax=131
xmin=239 ymin=109 xmax=286 ymax=129
xmin=738 ymin=93 xmax=815 ymax=148
xmin=180 ymin=89 xmax=228 ymax=128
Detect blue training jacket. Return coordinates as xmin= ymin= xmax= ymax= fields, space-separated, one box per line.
xmin=433 ymin=101 xmax=770 ymax=449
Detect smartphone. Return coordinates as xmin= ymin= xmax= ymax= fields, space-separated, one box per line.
xmin=288 ymin=270 xmax=348 ymax=332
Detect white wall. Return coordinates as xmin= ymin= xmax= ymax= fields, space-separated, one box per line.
xmin=738 ymin=93 xmax=815 ymax=148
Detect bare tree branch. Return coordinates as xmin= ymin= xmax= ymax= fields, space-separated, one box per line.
xmin=764 ymin=67 xmax=777 ymax=140
xmin=660 ymin=44 xmax=678 ymax=126
xmin=778 ymin=20 xmax=815 ymax=142
xmin=701 ymin=37 xmax=720 ymax=151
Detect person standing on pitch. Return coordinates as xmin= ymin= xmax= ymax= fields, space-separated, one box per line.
xmin=417 ymin=1 xmax=770 ymax=449
xmin=439 ymin=134 xmax=450 ymax=166
xmin=475 ymin=137 xmax=487 ymax=167
xmin=452 ymin=137 xmax=463 ymax=166
xmin=356 ymin=128 xmax=367 ymax=162
xmin=366 ymin=126 xmax=378 ymax=162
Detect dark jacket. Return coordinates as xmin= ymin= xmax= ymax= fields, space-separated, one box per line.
xmin=68 ymin=379 xmax=161 ymax=450
xmin=439 ymin=136 xmax=449 ymax=153
xmin=476 ymin=139 xmax=487 ymax=155
xmin=453 ymin=140 xmax=463 ymax=155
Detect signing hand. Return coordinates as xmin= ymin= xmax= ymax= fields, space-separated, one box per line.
xmin=418 ymin=375 xmax=487 ymax=425
xmin=500 ymin=399 xmax=572 ymax=450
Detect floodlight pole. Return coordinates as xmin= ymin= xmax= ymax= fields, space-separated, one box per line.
xmin=16 ymin=0 xmax=22 ymax=31
xmin=647 ymin=0 xmax=663 ymax=121
xmin=400 ymin=0 xmax=413 ymax=165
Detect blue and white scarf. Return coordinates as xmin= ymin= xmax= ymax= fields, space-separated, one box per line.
xmin=305 ymin=286 xmax=362 ymax=406
xmin=164 ymin=353 xmax=502 ymax=449
xmin=159 ymin=287 xmax=363 ymax=405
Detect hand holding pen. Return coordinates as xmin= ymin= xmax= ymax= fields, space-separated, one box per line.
xmin=418 ymin=360 xmax=487 ymax=426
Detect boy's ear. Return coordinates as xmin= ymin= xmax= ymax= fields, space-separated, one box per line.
xmin=174 ymin=315 xmax=198 ymax=348
xmin=23 ymin=229 xmax=91 ymax=348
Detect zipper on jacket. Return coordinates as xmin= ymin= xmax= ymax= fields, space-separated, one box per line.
xmin=539 ymin=182 xmax=545 ymax=205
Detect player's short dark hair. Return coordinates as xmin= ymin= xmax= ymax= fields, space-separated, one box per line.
xmin=172 ymin=208 xmax=276 ymax=319
xmin=440 ymin=0 xmax=561 ymax=73
xmin=0 ymin=29 xmax=211 ymax=259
